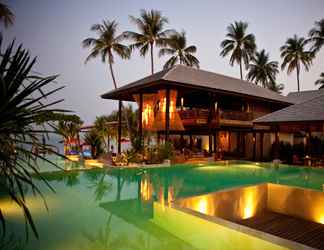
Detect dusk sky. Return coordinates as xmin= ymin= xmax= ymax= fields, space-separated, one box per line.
xmin=5 ymin=0 xmax=324 ymax=124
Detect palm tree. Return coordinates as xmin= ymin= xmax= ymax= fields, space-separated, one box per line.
xmin=280 ymin=35 xmax=313 ymax=92
xmin=84 ymin=129 xmax=103 ymax=159
xmin=82 ymin=20 xmax=130 ymax=89
xmin=125 ymin=9 xmax=175 ymax=74
xmin=55 ymin=119 xmax=83 ymax=154
xmin=0 ymin=1 xmax=14 ymax=28
xmin=315 ymin=72 xmax=324 ymax=89
xmin=159 ymin=31 xmax=199 ymax=69
xmin=268 ymin=82 xmax=284 ymax=94
xmin=308 ymin=18 xmax=324 ymax=53
xmin=246 ymin=49 xmax=279 ymax=88
xmin=220 ymin=21 xmax=256 ymax=80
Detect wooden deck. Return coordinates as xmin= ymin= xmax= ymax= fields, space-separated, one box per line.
xmin=238 ymin=211 xmax=324 ymax=249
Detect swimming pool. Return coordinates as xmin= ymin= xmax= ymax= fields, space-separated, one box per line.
xmin=2 ymin=161 xmax=324 ymax=250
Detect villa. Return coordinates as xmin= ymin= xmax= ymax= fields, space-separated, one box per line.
xmin=101 ymin=65 xmax=324 ymax=164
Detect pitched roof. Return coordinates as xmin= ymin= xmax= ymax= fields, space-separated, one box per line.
xmin=286 ymin=89 xmax=324 ymax=104
xmin=101 ymin=65 xmax=291 ymax=104
xmin=254 ymin=94 xmax=324 ymax=124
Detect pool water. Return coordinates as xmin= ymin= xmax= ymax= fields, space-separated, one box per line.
xmin=2 ymin=161 xmax=324 ymax=250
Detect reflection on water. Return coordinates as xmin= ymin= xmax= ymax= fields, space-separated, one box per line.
xmin=3 ymin=162 xmax=324 ymax=250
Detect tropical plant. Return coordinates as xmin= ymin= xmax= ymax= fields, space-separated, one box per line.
xmin=315 ymin=72 xmax=324 ymax=89
xmin=94 ymin=115 xmax=114 ymax=152
xmin=0 ymin=1 xmax=14 ymax=28
xmin=246 ymin=49 xmax=279 ymax=88
xmin=280 ymin=35 xmax=313 ymax=92
xmin=308 ymin=18 xmax=324 ymax=53
xmin=159 ymin=31 xmax=199 ymax=69
xmin=82 ymin=20 xmax=130 ymax=89
xmin=220 ymin=21 xmax=256 ymax=79
xmin=125 ymin=9 xmax=175 ymax=74
xmin=55 ymin=117 xmax=83 ymax=154
xmin=84 ymin=129 xmax=103 ymax=159
xmin=0 ymin=37 xmax=68 ymax=238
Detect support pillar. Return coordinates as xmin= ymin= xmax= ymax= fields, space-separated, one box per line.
xmin=213 ymin=131 xmax=218 ymax=153
xmin=118 ymin=100 xmax=122 ymax=154
xmin=274 ymin=129 xmax=280 ymax=159
xmin=209 ymin=135 xmax=213 ymax=155
xmin=138 ymin=93 xmax=143 ymax=147
xmin=260 ymin=132 xmax=264 ymax=161
xmin=165 ymin=88 xmax=170 ymax=142
xmin=306 ymin=130 xmax=312 ymax=156
xmin=252 ymin=131 xmax=256 ymax=161
xmin=190 ymin=135 xmax=193 ymax=149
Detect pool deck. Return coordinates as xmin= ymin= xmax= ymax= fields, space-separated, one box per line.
xmin=238 ymin=211 xmax=324 ymax=249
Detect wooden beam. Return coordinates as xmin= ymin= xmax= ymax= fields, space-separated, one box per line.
xmin=260 ymin=132 xmax=264 ymax=161
xmin=274 ymin=127 xmax=280 ymax=159
xmin=118 ymin=100 xmax=122 ymax=154
xmin=214 ymin=131 xmax=218 ymax=153
xmin=209 ymin=135 xmax=213 ymax=155
xmin=165 ymin=88 xmax=170 ymax=141
xmin=138 ymin=93 xmax=143 ymax=147
xmin=252 ymin=131 xmax=256 ymax=161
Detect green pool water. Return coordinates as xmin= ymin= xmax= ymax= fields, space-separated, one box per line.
xmin=2 ymin=161 xmax=324 ymax=250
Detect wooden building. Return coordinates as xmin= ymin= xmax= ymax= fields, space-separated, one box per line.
xmin=101 ymin=65 xmax=295 ymax=160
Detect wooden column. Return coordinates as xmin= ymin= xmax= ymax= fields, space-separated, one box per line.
xmin=190 ymin=135 xmax=193 ymax=149
xmin=237 ymin=131 xmax=241 ymax=156
xmin=306 ymin=130 xmax=312 ymax=156
xmin=138 ymin=93 xmax=143 ymax=147
xmin=214 ymin=131 xmax=218 ymax=153
xmin=165 ymin=88 xmax=170 ymax=142
xmin=274 ymin=129 xmax=280 ymax=159
xmin=252 ymin=131 xmax=256 ymax=161
xmin=118 ymin=100 xmax=122 ymax=154
xmin=260 ymin=132 xmax=264 ymax=161
xmin=209 ymin=135 xmax=213 ymax=155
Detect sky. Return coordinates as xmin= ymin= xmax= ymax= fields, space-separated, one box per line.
xmin=5 ymin=0 xmax=324 ymax=124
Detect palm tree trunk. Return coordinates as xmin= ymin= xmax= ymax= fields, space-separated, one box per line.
xmin=239 ymin=58 xmax=243 ymax=80
xmin=296 ymin=64 xmax=300 ymax=92
xmin=107 ymin=53 xmax=132 ymax=151
xmin=150 ymin=42 xmax=154 ymax=74
xmin=108 ymin=54 xmax=117 ymax=89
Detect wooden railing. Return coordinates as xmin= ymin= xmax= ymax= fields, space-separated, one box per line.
xmin=179 ymin=109 xmax=255 ymax=126
xmin=219 ymin=110 xmax=254 ymax=121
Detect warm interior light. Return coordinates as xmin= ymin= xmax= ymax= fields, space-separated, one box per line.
xmin=317 ymin=215 xmax=324 ymax=224
xmin=181 ymin=97 xmax=184 ymax=109
xmin=241 ymin=189 xmax=257 ymax=219
xmin=84 ymin=159 xmax=103 ymax=168
xmin=196 ymin=197 xmax=208 ymax=214
xmin=140 ymin=177 xmax=153 ymax=201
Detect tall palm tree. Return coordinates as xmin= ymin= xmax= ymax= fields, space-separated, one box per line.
xmin=308 ymin=18 xmax=324 ymax=53
xmin=82 ymin=20 xmax=130 ymax=89
xmin=280 ymin=35 xmax=313 ymax=92
xmin=0 ymin=1 xmax=14 ymax=28
xmin=159 ymin=31 xmax=199 ymax=69
xmin=246 ymin=49 xmax=279 ymax=88
xmin=220 ymin=21 xmax=256 ymax=80
xmin=315 ymin=72 xmax=324 ymax=89
xmin=125 ymin=9 xmax=175 ymax=74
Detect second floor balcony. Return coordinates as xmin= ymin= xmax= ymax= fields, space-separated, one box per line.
xmin=179 ymin=109 xmax=259 ymax=127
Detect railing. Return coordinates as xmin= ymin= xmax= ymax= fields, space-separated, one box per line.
xmin=179 ymin=109 xmax=254 ymax=126
xmin=219 ymin=110 xmax=254 ymax=121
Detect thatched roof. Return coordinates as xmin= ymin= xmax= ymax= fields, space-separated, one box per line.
xmin=254 ymin=94 xmax=324 ymax=124
xmin=101 ymin=65 xmax=291 ymax=104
